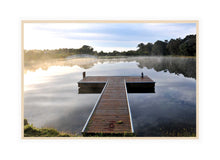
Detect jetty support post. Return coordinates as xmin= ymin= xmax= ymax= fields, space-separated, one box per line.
xmin=83 ymin=72 xmax=86 ymax=79
xmin=141 ymin=72 xmax=144 ymax=78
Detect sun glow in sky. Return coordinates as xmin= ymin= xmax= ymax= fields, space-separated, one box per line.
xmin=24 ymin=23 xmax=196 ymax=52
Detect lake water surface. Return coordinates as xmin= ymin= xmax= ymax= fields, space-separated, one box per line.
xmin=24 ymin=56 xmax=196 ymax=136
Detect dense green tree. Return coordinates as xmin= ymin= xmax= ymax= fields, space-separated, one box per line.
xmin=167 ymin=38 xmax=182 ymax=55
xmin=179 ymin=35 xmax=196 ymax=56
xmin=112 ymin=50 xmax=120 ymax=56
xmin=145 ymin=43 xmax=153 ymax=55
xmin=137 ymin=43 xmax=153 ymax=55
xmin=137 ymin=43 xmax=145 ymax=53
xmin=137 ymin=43 xmax=145 ymax=49
xmin=152 ymin=40 xmax=168 ymax=55
xmin=79 ymin=45 xmax=94 ymax=54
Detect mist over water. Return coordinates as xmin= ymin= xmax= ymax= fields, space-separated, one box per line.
xmin=24 ymin=56 xmax=196 ymax=136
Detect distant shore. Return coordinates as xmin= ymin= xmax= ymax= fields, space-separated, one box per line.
xmin=24 ymin=34 xmax=196 ymax=61
xmin=24 ymin=51 xmax=196 ymax=62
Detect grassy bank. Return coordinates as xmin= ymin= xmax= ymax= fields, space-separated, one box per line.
xmin=160 ymin=128 xmax=196 ymax=137
xmin=24 ymin=119 xmax=79 ymax=137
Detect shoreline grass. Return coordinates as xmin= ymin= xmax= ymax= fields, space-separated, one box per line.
xmin=24 ymin=119 xmax=79 ymax=137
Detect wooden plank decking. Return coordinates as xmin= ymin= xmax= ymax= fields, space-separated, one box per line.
xmin=78 ymin=76 xmax=155 ymax=136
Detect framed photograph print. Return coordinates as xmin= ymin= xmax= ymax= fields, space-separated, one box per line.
xmin=21 ymin=20 xmax=198 ymax=139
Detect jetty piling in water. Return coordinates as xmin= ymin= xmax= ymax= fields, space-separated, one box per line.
xmin=83 ymin=71 xmax=86 ymax=79
xmin=78 ymin=75 xmax=155 ymax=136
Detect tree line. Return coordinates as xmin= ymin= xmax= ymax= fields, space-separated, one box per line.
xmin=135 ymin=34 xmax=196 ymax=56
xmin=24 ymin=34 xmax=196 ymax=61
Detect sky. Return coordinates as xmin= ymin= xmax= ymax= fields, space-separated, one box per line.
xmin=24 ymin=23 xmax=196 ymax=52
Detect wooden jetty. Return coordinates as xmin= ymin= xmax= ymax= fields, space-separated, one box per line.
xmin=78 ymin=73 xmax=155 ymax=136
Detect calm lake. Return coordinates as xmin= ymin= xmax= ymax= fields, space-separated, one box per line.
xmin=24 ymin=56 xmax=196 ymax=137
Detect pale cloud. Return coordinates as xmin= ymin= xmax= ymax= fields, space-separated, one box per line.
xmin=143 ymin=23 xmax=196 ymax=39
xmin=32 ymin=23 xmax=93 ymax=31
xmin=24 ymin=23 xmax=196 ymax=51
xmin=24 ymin=24 xmax=93 ymax=49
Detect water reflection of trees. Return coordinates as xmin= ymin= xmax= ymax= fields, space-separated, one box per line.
xmin=135 ymin=57 xmax=196 ymax=79
xmin=98 ymin=57 xmax=196 ymax=79
xmin=24 ymin=58 xmax=98 ymax=73
xmin=24 ymin=56 xmax=196 ymax=79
